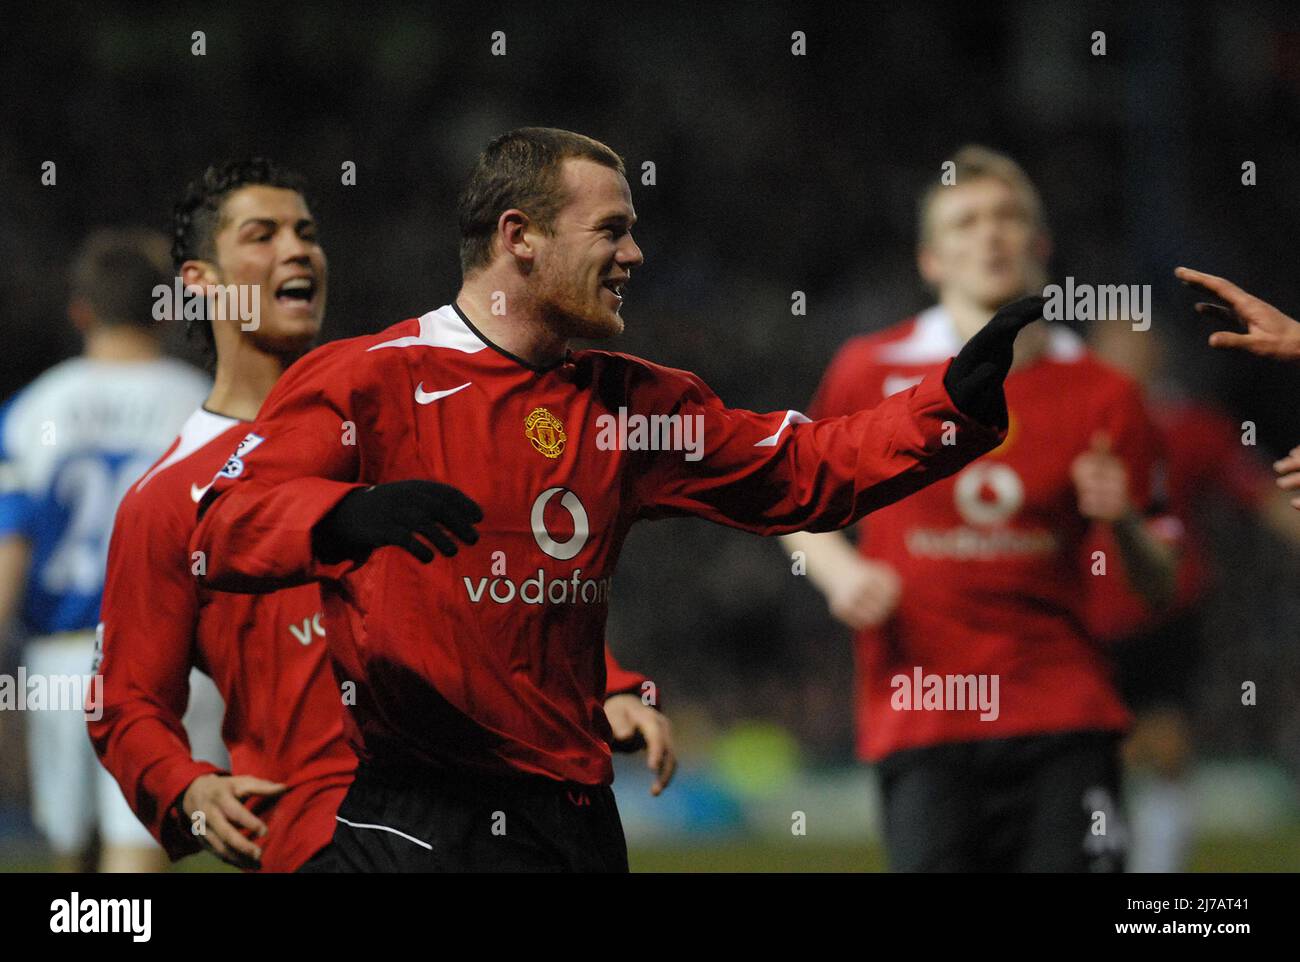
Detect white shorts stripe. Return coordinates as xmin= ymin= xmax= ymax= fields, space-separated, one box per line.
xmin=335 ymin=815 xmax=433 ymax=850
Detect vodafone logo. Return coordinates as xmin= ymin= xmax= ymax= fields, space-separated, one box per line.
xmin=462 ymin=488 xmax=605 ymax=606
xmin=953 ymin=463 xmax=1024 ymax=526
xmin=464 ymin=488 xmax=606 ymax=605
xmin=531 ymin=487 xmax=589 ymax=560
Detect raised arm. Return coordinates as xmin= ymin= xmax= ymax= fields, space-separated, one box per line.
xmin=634 ymin=297 xmax=1042 ymax=534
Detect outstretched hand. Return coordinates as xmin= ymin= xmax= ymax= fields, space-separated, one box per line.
xmin=1175 ymin=267 xmax=1300 ymax=362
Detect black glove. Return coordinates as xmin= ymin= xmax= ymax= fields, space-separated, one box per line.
xmin=943 ymin=295 xmax=1046 ymax=427
xmin=312 ymin=480 xmax=483 ymax=565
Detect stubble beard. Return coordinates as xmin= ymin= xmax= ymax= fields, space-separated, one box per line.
xmin=536 ymin=269 xmax=623 ymax=341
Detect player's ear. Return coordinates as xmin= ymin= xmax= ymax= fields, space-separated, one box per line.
xmin=180 ymin=259 xmax=218 ymax=297
xmin=497 ymin=209 xmax=535 ymax=266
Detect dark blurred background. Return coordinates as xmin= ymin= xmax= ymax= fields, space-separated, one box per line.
xmin=2 ymin=0 xmax=1298 ymax=867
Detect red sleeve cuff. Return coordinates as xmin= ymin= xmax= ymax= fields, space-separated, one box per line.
xmin=920 ymin=358 xmax=1009 ymax=447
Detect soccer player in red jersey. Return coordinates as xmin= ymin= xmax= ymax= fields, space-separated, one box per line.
xmin=1085 ymin=315 xmax=1300 ymax=871
xmin=190 ymin=128 xmax=1036 ymax=872
xmin=782 ymin=146 xmax=1177 ymax=872
xmin=90 ymin=159 xmax=671 ymax=873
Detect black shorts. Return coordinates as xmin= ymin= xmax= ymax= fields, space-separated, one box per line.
xmin=297 ymin=763 xmax=628 ymax=873
xmin=1112 ymin=609 xmax=1202 ymax=711
xmin=876 ymin=730 xmax=1126 ymax=872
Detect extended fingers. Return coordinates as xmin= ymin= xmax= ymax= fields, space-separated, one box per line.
xmin=1176 ymin=266 xmax=1249 ymax=307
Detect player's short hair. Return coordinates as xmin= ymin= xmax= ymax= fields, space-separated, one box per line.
xmin=68 ymin=227 xmax=172 ymax=330
xmin=457 ymin=127 xmax=626 ymax=276
xmin=172 ymin=158 xmax=310 ymax=345
xmin=917 ymin=145 xmax=1045 ymax=246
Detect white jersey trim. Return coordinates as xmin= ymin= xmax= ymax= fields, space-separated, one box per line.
xmin=874 ymin=304 xmax=1086 ymax=366
xmin=133 ymin=407 xmax=240 ymax=492
xmin=875 ymin=305 xmax=962 ymax=364
xmin=754 ymin=410 xmax=812 ymax=446
xmin=366 ymin=304 xmax=486 ymax=355
xmin=1045 ymin=324 xmax=1086 ymax=361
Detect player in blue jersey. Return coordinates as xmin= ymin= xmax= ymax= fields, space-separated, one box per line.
xmin=0 ymin=228 xmax=215 ymax=871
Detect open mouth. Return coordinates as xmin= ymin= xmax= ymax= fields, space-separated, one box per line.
xmin=601 ymin=277 xmax=627 ymax=302
xmin=275 ymin=276 xmax=317 ymax=307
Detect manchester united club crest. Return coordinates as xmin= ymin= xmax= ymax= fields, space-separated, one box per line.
xmin=524 ymin=407 xmax=566 ymax=459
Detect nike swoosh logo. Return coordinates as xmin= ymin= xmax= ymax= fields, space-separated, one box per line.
xmin=190 ymin=482 xmax=213 ymax=503
xmin=883 ymin=374 xmax=925 ymax=398
xmin=415 ymin=381 xmax=472 ymax=405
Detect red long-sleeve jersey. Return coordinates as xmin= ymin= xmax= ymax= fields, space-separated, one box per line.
xmin=90 ymin=408 xmax=355 ymax=872
xmin=91 ymin=405 xmax=655 ymax=871
xmin=191 ymin=303 xmax=1004 ymax=786
xmin=808 ymin=309 xmax=1159 ymax=760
